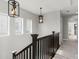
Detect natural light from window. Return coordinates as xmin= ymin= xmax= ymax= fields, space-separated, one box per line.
xmin=15 ymin=17 xmax=23 ymax=35
xmin=0 ymin=13 xmax=10 ymax=37
xmin=26 ymin=19 xmax=32 ymax=33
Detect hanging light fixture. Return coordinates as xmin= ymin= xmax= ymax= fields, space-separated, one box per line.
xmin=39 ymin=7 xmax=43 ymax=23
xmin=8 ymin=0 xmax=20 ymax=17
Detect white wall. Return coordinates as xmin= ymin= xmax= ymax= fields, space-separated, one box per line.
xmin=60 ymin=14 xmax=64 ymax=44
xmin=63 ymin=16 xmax=69 ymax=40
xmin=0 ymin=35 xmax=32 ymax=59
xmin=38 ymin=11 xmax=63 ymax=45
xmin=0 ymin=1 xmax=65 ymax=59
xmin=0 ymin=0 xmax=38 ymax=59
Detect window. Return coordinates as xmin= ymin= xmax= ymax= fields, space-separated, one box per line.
xmin=26 ymin=19 xmax=32 ymax=33
xmin=15 ymin=17 xmax=23 ymax=35
xmin=0 ymin=13 xmax=10 ymax=37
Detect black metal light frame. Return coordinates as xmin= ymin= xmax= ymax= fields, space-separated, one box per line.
xmin=39 ymin=7 xmax=43 ymax=23
xmin=8 ymin=0 xmax=20 ymax=17
xmin=39 ymin=15 xmax=43 ymax=23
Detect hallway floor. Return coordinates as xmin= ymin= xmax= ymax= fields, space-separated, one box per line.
xmin=53 ymin=40 xmax=78 ymax=59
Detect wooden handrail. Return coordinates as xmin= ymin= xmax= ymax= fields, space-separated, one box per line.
xmin=16 ymin=43 xmax=33 ymax=56
xmin=15 ymin=34 xmax=52 ymax=55
xmin=12 ymin=31 xmax=59 ymax=59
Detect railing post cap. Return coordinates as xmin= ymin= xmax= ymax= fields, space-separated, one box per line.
xmin=52 ymin=31 xmax=55 ymax=34
xmin=12 ymin=50 xmax=17 ymax=54
xmin=31 ymin=34 xmax=39 ymax=37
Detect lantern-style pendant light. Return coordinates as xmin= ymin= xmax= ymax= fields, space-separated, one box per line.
xmin=39 ymin=7 xmax=43 ymax=23
xmin=8 ymin=0 xmax=20 ymax=17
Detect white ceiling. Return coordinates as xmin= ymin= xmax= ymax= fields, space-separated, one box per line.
xmin=61 ymin=6 xmax=78 ymax=15
xmin=5 ymin=0 xmax=78 ymax=15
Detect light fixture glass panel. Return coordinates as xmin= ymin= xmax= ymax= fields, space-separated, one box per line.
xmin=39 ymin=7 xmax=43 ymax=23
xmin=39 ymin=15 xmax=43 ymax=23
xmin=8 ymin=0 xmax=20 ymax=17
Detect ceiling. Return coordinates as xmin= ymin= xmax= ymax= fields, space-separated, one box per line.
xmin=61 ymin=6 xmax=78 ymax=15
xmin=5 ymin=0 xmax=78 ymax=15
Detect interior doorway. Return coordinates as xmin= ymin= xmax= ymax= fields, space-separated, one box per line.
xmin=68 ymin=15 xmax=78 ymax=40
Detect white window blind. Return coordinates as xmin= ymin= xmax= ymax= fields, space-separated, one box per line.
xmin=0 ymin=14 xmax=10 ymax=37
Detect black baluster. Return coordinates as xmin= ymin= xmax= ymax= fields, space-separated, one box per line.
xmin=38 ymin=40 xmax=39 ymax=59
xmin=39 ymin=40 xmax=41 ymax=59
xmin=24 ymin=51 xmax=25 ymax=59
xmin=26 ymin=49 xmax=28 ymax=59
xmin=51 ymin=31 xmax=55 ymax=58
xmin=40 ymin=40 xmax=41 ymax=59
xmin=21 ymin=52 xmax=23 ymax=59
xmin=57 ymin=33 xmax=59 ymax=49
xmin=41 ymin=40 xmax=43 ymax=59
xmin=29 ymin=46 xmax=31 ymax=59
xmin=18 ymin=54 xmax=20 ymax=59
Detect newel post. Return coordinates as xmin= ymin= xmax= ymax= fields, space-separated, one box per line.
xmin=52 ymin=31 xmax=55 ymax=40
xmin=52 ymin=31 xmax=55 ymax=54
xmin=31 ymin=34 xmax=38 ymax=59
xmin=12 ymin=51 xmax=17 ymax=59
xmin=31 ymin=34 xmax=38 ymax=43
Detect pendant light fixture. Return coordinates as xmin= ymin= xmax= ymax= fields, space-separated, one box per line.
xmin=39 ymin=7 xmax=43 ymax=23
xmin=8 ymin=0 xmax=20 ymax=17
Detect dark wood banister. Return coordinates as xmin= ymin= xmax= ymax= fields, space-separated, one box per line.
xmin=15 ymin=34 xmax=53 ymax=55
xmin=12 ymin=31 xmax=59 ymax=59
xmin=16 ymin=43 xmax=33 ymax=56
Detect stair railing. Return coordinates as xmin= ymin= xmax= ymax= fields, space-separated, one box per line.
xmin=12 ymin=31 xmax=59 ymax=59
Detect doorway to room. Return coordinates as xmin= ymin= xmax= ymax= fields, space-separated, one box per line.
xmin=68 ymin=15 xmax=78 ymax=40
